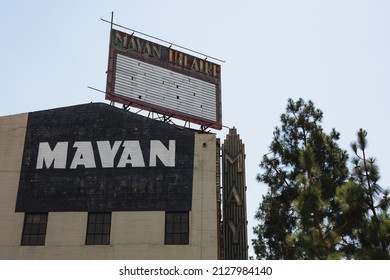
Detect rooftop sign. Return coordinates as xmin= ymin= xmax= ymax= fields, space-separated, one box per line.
xmin=106 ymin=29 xmax=222 ymax=130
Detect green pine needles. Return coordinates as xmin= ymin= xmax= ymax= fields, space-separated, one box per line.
xmin=253 ymin=98 xmax=390 ymax=260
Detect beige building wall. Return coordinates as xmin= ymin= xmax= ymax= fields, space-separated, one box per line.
xmin=0 ymin=113 xmax=218 ymax=259
xmin=0 ymin=113 xmax=27 ymax=259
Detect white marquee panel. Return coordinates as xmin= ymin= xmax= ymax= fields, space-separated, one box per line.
xmin=114 ymin=54 xmax=217 ymax=122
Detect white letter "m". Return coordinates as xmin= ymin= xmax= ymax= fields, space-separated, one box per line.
xmin=36 ymin=142 xmax=68 ymax=169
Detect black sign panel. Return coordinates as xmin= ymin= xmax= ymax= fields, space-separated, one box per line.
xmin=16 ymin=103 xmax=194 ymax=212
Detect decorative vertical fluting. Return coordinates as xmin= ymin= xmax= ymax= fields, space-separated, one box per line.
xmin=216 ymin=138 xmax=223 ymax=260
xmin=222 ymin=128 xmax=248 ymax=259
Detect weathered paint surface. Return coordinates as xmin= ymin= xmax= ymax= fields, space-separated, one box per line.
xmin=15 ymin=103 xmax=194 ymax=213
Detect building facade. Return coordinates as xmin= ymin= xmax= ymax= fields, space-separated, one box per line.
xmin=0 ymin=103 xmax=220 ymax=259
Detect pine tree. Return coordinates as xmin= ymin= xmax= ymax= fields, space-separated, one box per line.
xmin=286 ymin=144 xmax=340 ymax=259
xmin=341 ymin=129 xmax=390 ymax=259
xmin=253 ymin=99 xmax=390 ymax=259
xmin=253 ymin=98 xmax=349 ymax=259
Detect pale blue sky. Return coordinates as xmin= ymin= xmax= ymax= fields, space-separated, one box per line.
xmin=1 ymin=0 xmax=389 ymax=258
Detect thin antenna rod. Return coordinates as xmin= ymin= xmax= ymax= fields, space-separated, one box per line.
xmin=100 ymin=17 xmax=226 ymax=63
xmin=110 ymin=11 xmax=113 ymax=31
xmin=87 ymin=86 xmax=106 ymax=94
